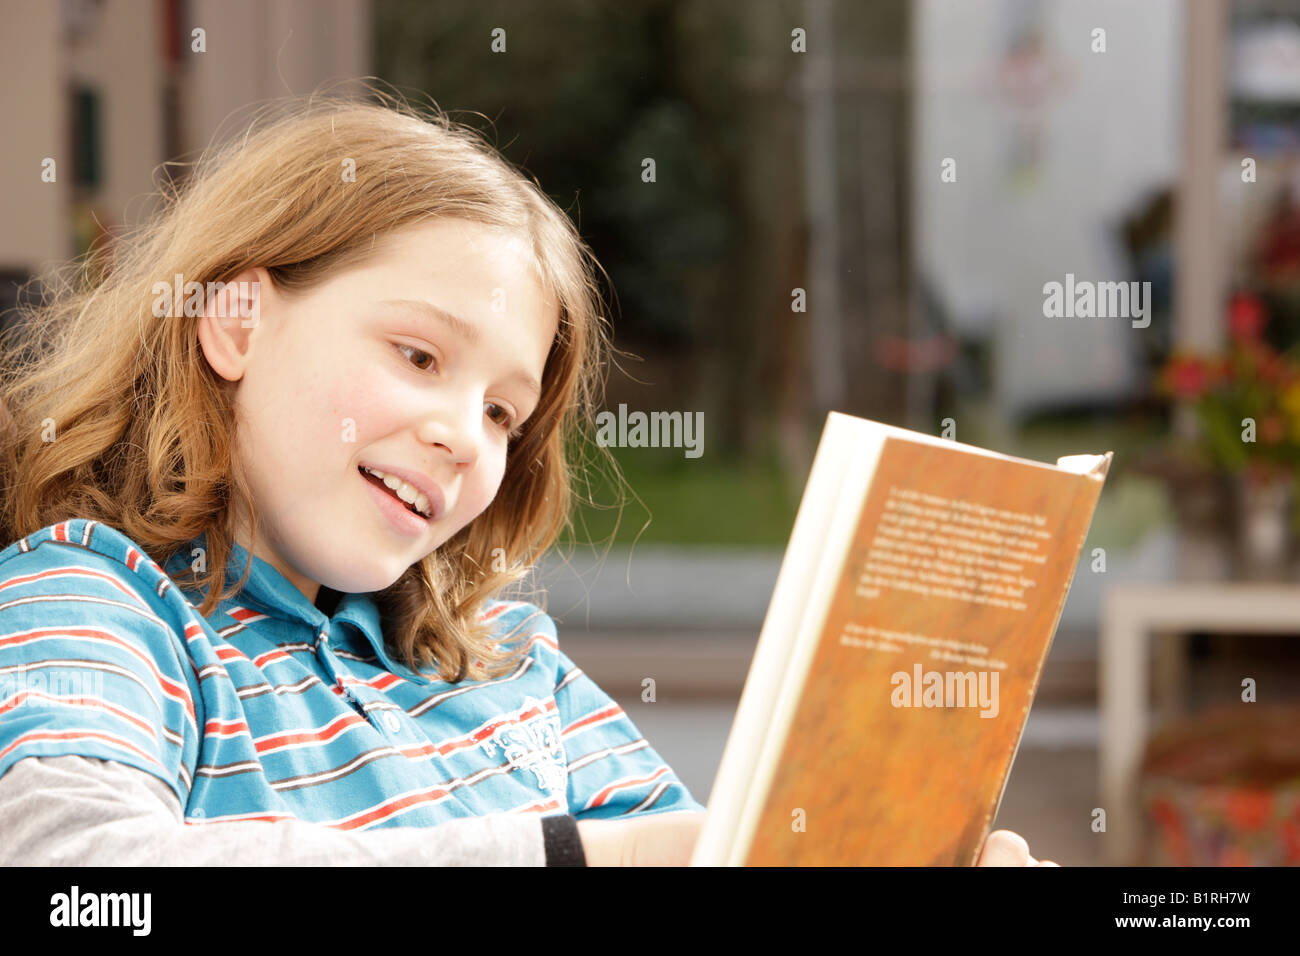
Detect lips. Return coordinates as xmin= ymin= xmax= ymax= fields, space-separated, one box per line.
xmin=357 ymin=463 xmax=446 ymax=523
xmin=359 ymin=467 xmax=425 ymax=520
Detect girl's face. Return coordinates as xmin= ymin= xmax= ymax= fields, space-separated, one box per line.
xmin=197 ymin=218 xmax=559 ymax=603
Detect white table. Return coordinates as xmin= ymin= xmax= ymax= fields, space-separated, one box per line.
xmin=1100 ymin=583 xmax=1300 ymax=864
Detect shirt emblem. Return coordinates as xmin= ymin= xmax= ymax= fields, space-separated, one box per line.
xmin=479 ymin=696 xmax=567 ymax=794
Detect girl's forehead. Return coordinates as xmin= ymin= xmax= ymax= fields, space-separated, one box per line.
xmin=367 ymin=225 xmax=545 ymax=285
xmin=380 ymin=218 xmax=531 ymax=253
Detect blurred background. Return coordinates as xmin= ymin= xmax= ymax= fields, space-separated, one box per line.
xmin=4 ymin=0 xmax=1300 ymax=866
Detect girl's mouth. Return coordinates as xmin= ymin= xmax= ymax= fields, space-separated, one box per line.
xmin=358 ymin=466 xmax=431 ymax=522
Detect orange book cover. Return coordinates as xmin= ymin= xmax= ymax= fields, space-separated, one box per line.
xmin=691 ymin=413 xmax=1110 ymax=866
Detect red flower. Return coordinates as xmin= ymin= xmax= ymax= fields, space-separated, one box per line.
xmin=1149 ymin=796 xmax=1188 ymax=862
xmin=1166 ymin=355 xmax=1212 ymax=400
xmin=1228 ymin=293 xmax=1267 ymax=343
xmin=1224 ymin=789 xmax=1273 ymax=831
xmin=1150 ymin=796 xmax=1179 ymax=827
xmin=1248 ymin=342 xmax=1288 ymax=385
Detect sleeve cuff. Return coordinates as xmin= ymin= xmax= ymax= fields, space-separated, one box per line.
xmin=541 ymin=814 xmax=587 ymax=867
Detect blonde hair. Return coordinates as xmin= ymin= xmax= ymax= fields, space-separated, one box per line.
xmin=0 ymin=89 xmax=618 ymax=683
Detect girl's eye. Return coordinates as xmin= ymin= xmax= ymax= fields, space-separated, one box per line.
xmin=486 ymin=403 xmax=519 ymax=436
xmin=395 ymin=343 xmax=437 ymax=372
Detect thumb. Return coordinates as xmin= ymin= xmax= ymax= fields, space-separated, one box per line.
xmin=977 ymin=829 xmax=1030 ymax=866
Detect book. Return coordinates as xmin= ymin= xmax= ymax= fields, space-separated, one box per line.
xmin=689 ymin=411 xmax=1112 ymax=866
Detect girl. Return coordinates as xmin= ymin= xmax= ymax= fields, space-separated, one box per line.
xmin=0 ymin=91 xmax=706 ymax=866
xmin=0 ymin=91 xmax=1046 ymax=867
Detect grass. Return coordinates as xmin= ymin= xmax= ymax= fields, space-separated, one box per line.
xmin=559 ymin=439 xmax=800 ymax=548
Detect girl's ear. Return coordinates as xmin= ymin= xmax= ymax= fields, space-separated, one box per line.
xmin=196 ymin=268 xmax=268 ymax=384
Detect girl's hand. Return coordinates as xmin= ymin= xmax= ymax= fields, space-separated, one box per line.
xmin=576 ymin=810 xmax=707 ymax=866
xmin=976 ymin=828 xmax=1060 ymax=866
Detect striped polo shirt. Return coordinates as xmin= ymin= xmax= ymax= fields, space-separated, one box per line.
xmin=0 ymin=519 xmax=704 ymax=831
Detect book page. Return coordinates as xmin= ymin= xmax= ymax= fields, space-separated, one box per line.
xmin=691 ymin=412 xmax=885 ymax=865
xmin=743 ymin=435 xmax=1107 ymax=865
xmin=722 ymin=424 xmax=886 ymax=863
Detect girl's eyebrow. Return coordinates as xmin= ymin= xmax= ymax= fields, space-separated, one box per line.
xmin=379 ymin=298 xmax=543 ymax=400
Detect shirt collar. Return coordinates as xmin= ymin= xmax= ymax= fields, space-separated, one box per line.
xmin=164 ymin=532 xmax=435 ymax=685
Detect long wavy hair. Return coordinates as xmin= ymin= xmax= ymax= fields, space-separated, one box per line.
xmin=0 ymin=89 xmax=620 ymax=683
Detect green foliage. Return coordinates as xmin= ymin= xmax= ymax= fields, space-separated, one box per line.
xmin=373 ymin=0 xmax=740 ymax=345
xmin=561 ymin=435 xmax=798 ymax=547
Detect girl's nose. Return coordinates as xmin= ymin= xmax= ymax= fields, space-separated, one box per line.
xmin=421 ymin=398 xmax=483 ymax=468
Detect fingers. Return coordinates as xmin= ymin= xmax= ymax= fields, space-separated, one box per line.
xmin=977 ymin=829 xmax=1030 ymax=866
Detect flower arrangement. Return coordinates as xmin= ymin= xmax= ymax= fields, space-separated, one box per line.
xmin=1156 ymin=292 xmax=1300 ymax=482
xmin=1139 ymin=703 xmax=1300 ymax=866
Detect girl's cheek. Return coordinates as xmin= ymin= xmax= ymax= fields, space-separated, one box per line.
xmin=473 ymin=450 xmax=509 ymax=506
xmin=324 ymin=363 xmax=408 ymax=440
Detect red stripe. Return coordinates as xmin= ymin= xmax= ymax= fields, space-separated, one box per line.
xmin=396 ymin=740 xmax=438 ymax=759
xmin=586 ymin=765 xmax=672 ymax=810
xmin=511 ymin=797 xmax=564 ymax=814
xmin=254 ymin=712 xmax=368 ymax=754
xmin=0 ymin=566 xmax=151 ymax=608
xmin=252 ymin=648 xmax=294 ymax=668
xmin=186 ymin=811 xmax=298 ymax=826
xmin=0 ymin=691 xmax=158 ymax=738
xmin=228 ymin=607 xmax=269 ymax=624
xmin=562 ymin=702 xmax=621 ymax=737
xmin=204 ymin=718 xmax=250 ymax=736
xmin=333 ymin=784 xmax=455 ymax=830
xmin=0 ymin=728 xmax=166 ymax=772
xmin=520 ymin=631 xmax=558 ymax=653
xmin=366 ymin=672 xmax=404 ymax=691
xmin=479 ymin=602 xmax=510 ymax=622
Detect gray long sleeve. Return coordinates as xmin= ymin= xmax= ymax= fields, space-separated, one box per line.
xmin=0 ymin=755 xmax=552 ymax=866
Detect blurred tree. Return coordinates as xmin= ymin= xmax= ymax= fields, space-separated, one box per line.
xmin=373 ymin=0 xmax=805 ymax=461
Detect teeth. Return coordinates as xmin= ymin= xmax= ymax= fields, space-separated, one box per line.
xmin=363 ymin=467 xmax=432 ymax=518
